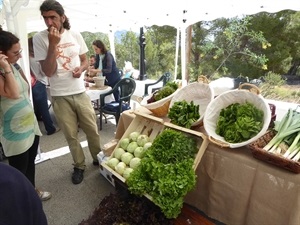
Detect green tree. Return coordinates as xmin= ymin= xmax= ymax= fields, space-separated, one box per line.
xmin=145 ymin=26 xmax=177 ymax=79
xmin=115 ymin=31 xmax=139 ymax=71
xmin=249 ymin=10 xmax=297 ymax=76
xmin=81 ymin=31 xmax=108 ymax=57
xmin=193 ymin=16 xmax=270 ymax=80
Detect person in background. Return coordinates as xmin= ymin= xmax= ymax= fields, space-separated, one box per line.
xmin=28 ymin=37 xmax=60 ymax=135
xmin=84 ymin=54 xmax=97 ymax=83
xmin=0 ymin=27 xmax=51 ymax=200
xmin=90 ymin=40 xmax=121 ymax=101
xmin=33 ymin=0 xmax=101 ymax=184
xmin=0 ymin=163 xmax=48 ymax=225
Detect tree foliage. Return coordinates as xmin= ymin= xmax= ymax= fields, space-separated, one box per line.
xmin=80 ymin=10 xmax=300 ymax=81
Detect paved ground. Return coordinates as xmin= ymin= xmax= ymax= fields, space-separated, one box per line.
xmin=36 ymin=111 xmax=119 ymax=225
xmin=32 ymin=79 xmax=157 ymax=225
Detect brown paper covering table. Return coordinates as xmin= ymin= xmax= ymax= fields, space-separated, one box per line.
xmin=115 ymin=108 xmax=300 ymax=225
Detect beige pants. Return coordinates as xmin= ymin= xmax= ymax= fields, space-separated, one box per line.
xmin=52 ymin=92 xmax=100 ymax=170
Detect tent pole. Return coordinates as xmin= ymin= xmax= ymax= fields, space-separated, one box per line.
xmin=180 ymin=26 xmax=187 ymax=86
xmin=108 ymin=28 xmax=116 ymax=60
xmin=174 ymin=27 xmax=180 ymax=80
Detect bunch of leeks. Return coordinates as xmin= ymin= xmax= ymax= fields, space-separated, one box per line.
xmin=263 ymin=108 xmax=300 ymax=162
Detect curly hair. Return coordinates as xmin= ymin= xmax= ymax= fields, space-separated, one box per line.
xmin=40 ymin=0 xmax=71 ymax=30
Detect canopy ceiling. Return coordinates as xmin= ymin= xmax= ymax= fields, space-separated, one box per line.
xmin=2 ymin=0 xmax=300 ymax=33
xmin=1 ymin=0 xmax=300 ymax=83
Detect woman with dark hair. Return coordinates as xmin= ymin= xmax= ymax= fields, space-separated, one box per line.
xmin=91 ymin=40 xmax=121 ymax=101
xmin=0 ymin=27 xmax=51 ymax=200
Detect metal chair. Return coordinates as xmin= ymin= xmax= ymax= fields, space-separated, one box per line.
xmin=99 ymin=78 xmax=136 ymax=130
xmin=144 ymin=72 xmax=172 ymax=97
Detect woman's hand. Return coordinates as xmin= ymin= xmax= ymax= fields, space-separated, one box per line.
xmin=0 ymin=52 xmax=11 ymax=71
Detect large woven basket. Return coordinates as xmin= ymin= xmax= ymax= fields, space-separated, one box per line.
xmin=140 ymin=90 xmax=178 ymax=117
xmin=169 ymin=79 xmax=214 ymax=127
xmin=203 ymin=83 xmax=271 ymax=148
xmin=248 ymin=130 xmax=300 ymax=173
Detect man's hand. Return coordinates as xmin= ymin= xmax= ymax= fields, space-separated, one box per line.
xmin=72 ymin=67 xmax=82 ymax=78
xmin=48 ymin=26 xmax=61 ymax=45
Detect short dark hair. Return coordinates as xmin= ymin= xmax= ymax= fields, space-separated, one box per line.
xmin=40 ymin=0 xmax=71 ymax=30
xmin=0 ymin=27 xmax=20 ymax=53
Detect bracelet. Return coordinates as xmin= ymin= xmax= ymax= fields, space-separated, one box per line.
xmin=4 ymin=71 xmax=12 ymax=75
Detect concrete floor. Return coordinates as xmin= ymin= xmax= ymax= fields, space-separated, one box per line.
xmin=35 ymin=110 xmax=119 ymax=225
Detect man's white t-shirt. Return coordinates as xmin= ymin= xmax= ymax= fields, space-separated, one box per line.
xmin=33 ymin=29 xmax=88 ymax=96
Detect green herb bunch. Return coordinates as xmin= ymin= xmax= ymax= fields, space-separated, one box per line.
xmin=168 ymin=100 xmax=200 ymax=128
xmin=147 ymin=81 xmax=178 ymax=103
xmin=126 ymin=129 xmax=198 ymax=219
xmin=216 ymin=102 xmax=264 ymax=143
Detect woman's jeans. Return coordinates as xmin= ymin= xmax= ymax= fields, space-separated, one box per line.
xmin=32 ymin=81 xmax=56 ymax=135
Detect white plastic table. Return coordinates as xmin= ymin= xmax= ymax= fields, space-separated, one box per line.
xmin=85 ymin=83 xmax=114 ymax=103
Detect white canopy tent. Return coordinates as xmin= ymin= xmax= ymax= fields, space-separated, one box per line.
xmin=1 ymin=0 xmax=300 ymax=83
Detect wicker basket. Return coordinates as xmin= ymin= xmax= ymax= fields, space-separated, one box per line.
xmin=248 ymin=130 xmax=300 ymax=173
xmin=169 ymin=80 xmax=214 ymax=127
xmin=203 ymin=83 xmax=271 ymax=148
xmin=140 ymin=90 xmax=178 ymax=117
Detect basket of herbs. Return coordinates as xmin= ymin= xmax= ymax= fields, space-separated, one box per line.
xmin=168 ymin=80 xmax=214 ymax=128
xmin=140 ymin=81 xmax=179 ymax=117
xmin=203 ymin=83 xmax=271 ymax=148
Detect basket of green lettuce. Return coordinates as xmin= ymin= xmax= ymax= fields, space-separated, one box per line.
xmin=203 ymin=83 xmax=271 ymax=148
xmin=140 ymin=81 xmax=179 ymax=117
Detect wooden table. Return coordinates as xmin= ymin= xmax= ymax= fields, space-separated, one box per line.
xmin=115 ymin=108 xmax=300 ymax=225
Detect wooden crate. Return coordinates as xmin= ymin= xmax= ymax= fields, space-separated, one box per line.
xmin=101 ymin=111 xmax=209 ymax=183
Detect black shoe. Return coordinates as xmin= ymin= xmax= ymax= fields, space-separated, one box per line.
xmin=93 ymin=160 xmax=99 ymax=166
xmin=72 ymin=168 xmax=84 ymax=184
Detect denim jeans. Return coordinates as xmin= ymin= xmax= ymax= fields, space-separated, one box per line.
xmin=32 ymin=81 xmax=56 ymax=135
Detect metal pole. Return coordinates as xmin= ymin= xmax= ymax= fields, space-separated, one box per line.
xmin=139 ymin=27 xmax=147 ymax=80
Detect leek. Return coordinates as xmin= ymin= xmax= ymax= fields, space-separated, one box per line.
xmin=263 ymin=108 xmax=300 ymax=156
xmin=283 ymin=131 xmax=300 ymax=158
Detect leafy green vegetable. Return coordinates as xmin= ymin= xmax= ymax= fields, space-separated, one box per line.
xmin=147 ymin=81 xmax=178 ymax=103
xmin=168 ymin=100 xmax=200 ymax=128
xmin=126 ymin=129 xmax=198 ymax=219
xmin=154 ymin=86 xmax=175 ymax=101
xmin=264 ymin=108 xmax=300 ymax=161
xmin=216 ymin=102 xmax=264 ymax=143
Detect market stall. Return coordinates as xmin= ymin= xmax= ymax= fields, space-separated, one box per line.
xmin=113 ymin=108 xmax=300 ymax=225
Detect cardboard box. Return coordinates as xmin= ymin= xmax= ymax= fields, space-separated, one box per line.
xmin=97 ymin=152 xmax=115 ymax=187
xmin=101 ymin=111 xmax=209 ymax=183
